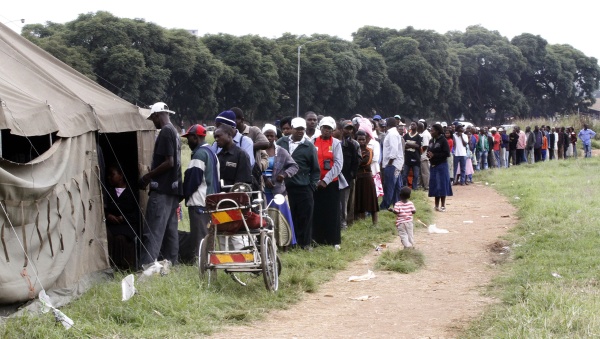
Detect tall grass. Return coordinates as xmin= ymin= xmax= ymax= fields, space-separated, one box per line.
xmin=464 ymin=156 xmax=600 ymax=338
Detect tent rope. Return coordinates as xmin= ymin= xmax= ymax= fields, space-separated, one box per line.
xmin=0 ymin=200 xmax=46 ymax=292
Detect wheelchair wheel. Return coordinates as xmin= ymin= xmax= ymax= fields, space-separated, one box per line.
xmin=198 ymin=237 xmax=216 ymax=285
xmin=260 ymin=232 xmax=278 ymax=291
xmin=267 ymin=208 xmax=292 ymax=247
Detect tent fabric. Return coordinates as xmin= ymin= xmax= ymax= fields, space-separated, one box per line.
xmin=0 ymin=23 xmax=157 ymax=305
xmin=0 ymin=22 xmax=153 ymax=137
xmin=0 ymin=133 xmax=108 ymax=303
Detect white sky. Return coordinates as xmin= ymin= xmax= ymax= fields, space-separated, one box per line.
xmin=2 ymin=0 xmax=599 ymax=61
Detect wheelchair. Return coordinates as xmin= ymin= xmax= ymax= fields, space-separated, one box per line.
xmin=198 ymin=183 xmax=284 ymax=291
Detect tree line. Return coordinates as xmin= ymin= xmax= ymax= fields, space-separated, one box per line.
xmin=22 ymin=11 xmax=600 ymax=125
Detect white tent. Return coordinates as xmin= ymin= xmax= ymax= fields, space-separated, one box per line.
xmin=0 ymin=22 xmax=155 ymax=305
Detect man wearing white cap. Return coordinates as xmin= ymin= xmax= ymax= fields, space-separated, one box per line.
xmin=140 ymin=102 xmax=183 ymax=266
xmin=276 ymin=117 xmax=321 ymax=249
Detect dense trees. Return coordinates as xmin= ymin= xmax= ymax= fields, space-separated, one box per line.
xmin=21 ymin=12 xmax=600 ymax=125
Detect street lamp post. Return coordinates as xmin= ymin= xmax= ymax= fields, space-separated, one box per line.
xmin=296 ymin=40 xmax=319 ymax=117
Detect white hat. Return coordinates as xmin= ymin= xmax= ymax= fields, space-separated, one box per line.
xmin=319 ymin=116 xmax=336 ymax=129
xmin=291 ymin=117 xmax=306 ymax=129
xmin=490 ymin=127 xmax=497 ymax=132
xmin=441 ymin=122 xmax=448 ymax=127
xmin=262 ymin=123 xmax=277 ymax=134
xmin=498 ymin=128 xmax=504 ymax=132
xmin=150 ymin=102 xmax=175 ymax=115
xmin=418 ymin=118 xmax=426 ymax=123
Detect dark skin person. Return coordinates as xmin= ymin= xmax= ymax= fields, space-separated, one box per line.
xmin=356 ymin=134 xmax=378 ymax=225
xmin=454 ymin=125 xmax=467 ymax=147
xmin=263 ymin=130 xmax=286 ymax=189
xmin=385 ymin=117 xmax=398 ymax=167
xmin=405 ymin=122 xmax=420 ymax=150
xmin=106 ymin=167 xmax=126 ymax=224
xmin=291 ymin=126 xmax=305 ymax=142
xmin=417 ymin=122 xmax=429 ymax=155
xmin=214 ymin=126 xmax=234 ymax=150
xmin=317 ymin=125 xmax=333 ymax=189
xmin=281 ymin=123 xmax=293 ymax=136
xmin=305 ymin=112 xmax=318 ymax=137
xmin=140 ymin=111 xmax=174 ymax=189
xmin=235 ymin=116 xmax=269 ymax=151
xmin=426 ymin=126 xmax=447 ymax=210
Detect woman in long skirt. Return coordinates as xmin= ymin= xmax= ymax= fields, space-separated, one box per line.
xmin=261 ymin=124 xmax=299 ymax=246
xmin=427 ymin=124 xmax=453 ymax=211
xmin=312 ymin=117 xmax=344 ymax=248
xmin=354 ymin=131 xmax=379 ymax=225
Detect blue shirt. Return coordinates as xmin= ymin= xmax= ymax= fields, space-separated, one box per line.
xmin=211 ymin=132 xmax=255 ymax=167
xmin=578 ymin=129 xmax=596 ymax=146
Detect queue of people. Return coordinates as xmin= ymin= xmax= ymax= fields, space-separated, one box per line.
xmin=106 ymin=102 xmax=595 ymax=269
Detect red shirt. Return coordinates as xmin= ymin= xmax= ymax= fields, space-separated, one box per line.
xmin=492 ymin=133 xmax=501 ymax=151
xmin=314 ymin=137 xmax=337 ymax=181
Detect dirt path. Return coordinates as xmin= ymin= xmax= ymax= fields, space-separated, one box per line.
xmin=212 ymin=184 xmax=516 ymax=338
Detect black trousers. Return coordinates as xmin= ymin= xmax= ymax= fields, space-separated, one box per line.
xmin=287 ymin=185 xmax=315 ymax=248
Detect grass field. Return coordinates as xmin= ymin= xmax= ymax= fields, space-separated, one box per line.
xmin=0 ymin=137 xmax=433 ymax=338
xmin=464 ymin=156 xmax=600 ymax=337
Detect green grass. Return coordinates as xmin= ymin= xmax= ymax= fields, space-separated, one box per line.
xmin=463 ymin=156 xmax=600 ymax=338
xmin=376 ymin=248 xmax=425 ymax=273
xmin=1 ymin=188 xmax=432 ymax=338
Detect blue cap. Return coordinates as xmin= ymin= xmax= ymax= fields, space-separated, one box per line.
xmin=373 ymin=115 xmax=382 ymax=120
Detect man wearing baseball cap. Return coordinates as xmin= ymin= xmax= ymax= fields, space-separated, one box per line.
xmin=140 ymin=102 xmax=183 ymax=266
xmin=182 ymin=124 xmax=220 ymax=260
xmin=276 ymin=117 xmax=320 ymax=249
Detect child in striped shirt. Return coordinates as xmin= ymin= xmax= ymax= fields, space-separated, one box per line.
xmin=389 ymin=186 xmax=416 ymax=248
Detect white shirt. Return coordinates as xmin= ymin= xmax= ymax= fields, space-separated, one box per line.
xmin=368 ymin=138 xmax=381 ymax=174
xmin=382 ymin=128 xmax=404 ymax=170
xmin=420 ymin=130 xmax=431 ymax=160
xmin=289 ymin=138 xmax=303 ymax=154
xmin=453 ymin=133 xmax=468 ymax=156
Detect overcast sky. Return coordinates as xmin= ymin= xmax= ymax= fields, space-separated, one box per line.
xmin=2 ymin=0 xmax=599 ymax=61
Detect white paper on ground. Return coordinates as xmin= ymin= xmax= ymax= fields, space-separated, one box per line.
xmin=350 ymin=295 xmax=380 ymax=301
xmin=428 ymin=224 xmax=449 ymax=234
xmin=122 ymin=274 xmax=136 ymax=301
xmin=39 ymin=290 xmax=75 ymax=330
xmin=348 ymin=270 xmax=376 ymax=282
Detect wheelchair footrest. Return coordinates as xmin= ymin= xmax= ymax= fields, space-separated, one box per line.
xmin=210 ymin=252 xmax=254 ymax=265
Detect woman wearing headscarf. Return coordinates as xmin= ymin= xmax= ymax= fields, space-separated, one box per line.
xmin=312 ymin=116 xmax=345 ymax=248
xmin=261 ymin=124 xmax=299 ymax=246
xmin=427 ymin=124 xmax=453 ymax=212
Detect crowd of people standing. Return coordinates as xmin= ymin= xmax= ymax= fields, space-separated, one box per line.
xmin=117 ymin=103 xmax=595 ymax=269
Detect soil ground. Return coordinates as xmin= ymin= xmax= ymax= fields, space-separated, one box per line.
xmin=212 ymin=183 xmax=516 ymax=339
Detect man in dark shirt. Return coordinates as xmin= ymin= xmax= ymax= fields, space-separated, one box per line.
xmin=213 ymin=125 xmax=252 ymax=187
xmin=508 ymin=128 xmax=519 ymax=166
xmin=276 ymin=117 xmax=320 ymax=249
xmin=139 ymin=102 xmax=183 ymax=266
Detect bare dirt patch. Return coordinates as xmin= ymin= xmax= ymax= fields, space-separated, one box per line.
xmin=211 ymin=184 xmax=517 ymax=338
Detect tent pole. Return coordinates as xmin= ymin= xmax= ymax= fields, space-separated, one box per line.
xmin=0 ymin=130 xmax=3 ymax=158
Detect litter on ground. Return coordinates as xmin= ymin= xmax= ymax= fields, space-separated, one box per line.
xmin=348 ymin=270 xmax=376 ymax=282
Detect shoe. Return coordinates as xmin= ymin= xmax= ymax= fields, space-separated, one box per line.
xmin=334 ymin=244 xmax=341 ymax=251
xmin=435 ymin=206 xmax=440 ymax=211
xmin=461 ymin=182 xmax=465 ymax=186
xmin=440 ymin=207 xmax=446 ymax=212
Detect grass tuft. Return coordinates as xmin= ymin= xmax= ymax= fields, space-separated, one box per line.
xmin=376 ymin=248 xmax=425 ymax=273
